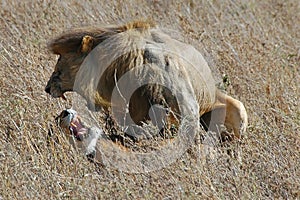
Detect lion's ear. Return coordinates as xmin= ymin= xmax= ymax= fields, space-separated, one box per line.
xmin=80 ymin=35 xmax=94 ymax=53
xmin=49 ymin=33 xmax=95 ymax=55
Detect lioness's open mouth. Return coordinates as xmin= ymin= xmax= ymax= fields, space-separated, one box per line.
xmin=56 ymin=109 xmax=88 ymax=141
xmin=69 ymin=117 xmax=88 ymax=141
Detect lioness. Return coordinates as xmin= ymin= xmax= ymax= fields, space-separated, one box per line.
xmin=45 ymin=21 xmax=248 ymax=139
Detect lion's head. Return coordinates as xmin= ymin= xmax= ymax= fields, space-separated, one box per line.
xmin=45 ymin=22 xmax=154 ymax=100
xmin=45 ymin=34 xmax=99 ymax=99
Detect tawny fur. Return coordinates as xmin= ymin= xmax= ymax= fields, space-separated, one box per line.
xmin=45 ymin=21 xmax=248 ymax=138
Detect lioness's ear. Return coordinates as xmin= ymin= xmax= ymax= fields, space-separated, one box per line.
xmin=80 ymin=35 xmax=94 ymax=53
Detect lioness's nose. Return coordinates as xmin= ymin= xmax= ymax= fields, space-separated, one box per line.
xmin=45 ymin=85 xmax=51 ymax=94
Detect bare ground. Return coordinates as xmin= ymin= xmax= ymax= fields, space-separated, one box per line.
xmin=0 ymin=0 xmax=299 ymax=199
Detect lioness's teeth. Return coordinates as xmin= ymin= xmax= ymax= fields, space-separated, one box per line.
xmin=70 ymin=122 xmax=77 ymax=128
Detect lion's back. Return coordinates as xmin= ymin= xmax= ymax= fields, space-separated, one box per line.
xmin=75 ymin=21 xmax=216 ymax=116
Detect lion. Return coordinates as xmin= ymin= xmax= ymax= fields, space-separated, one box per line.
xmin=45 ymin=21 xmax=248 ymax=140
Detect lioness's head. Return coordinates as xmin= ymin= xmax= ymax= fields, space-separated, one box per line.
xmin=45 ymin=33 xmax=96 ymax=99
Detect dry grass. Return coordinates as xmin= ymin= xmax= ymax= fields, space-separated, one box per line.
xmin=0 ymin=0 xmax=299 ymax=199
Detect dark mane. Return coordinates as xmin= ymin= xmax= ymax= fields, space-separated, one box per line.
xmin=48 ymin=20 xmax=155 ymax=55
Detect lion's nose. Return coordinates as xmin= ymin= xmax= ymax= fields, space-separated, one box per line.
xmin=45 ymin=85 xmax=51 ymax=94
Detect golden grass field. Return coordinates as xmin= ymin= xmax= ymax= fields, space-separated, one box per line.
xmin=0 ymin=0 xmax=299 ymax=199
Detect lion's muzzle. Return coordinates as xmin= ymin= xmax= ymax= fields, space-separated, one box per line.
xmin=45 ymin=73 xmax=68 ymax=100
xmin=45 ymin=84 xmax=51 ymax=94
